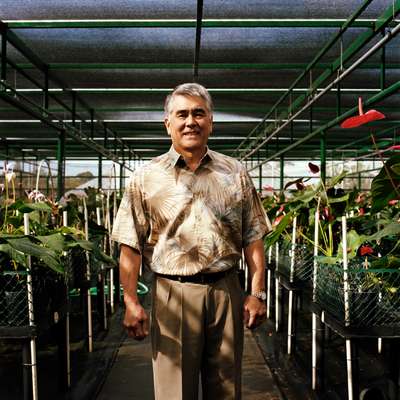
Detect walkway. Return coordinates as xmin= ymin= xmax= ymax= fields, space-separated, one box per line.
xmin=97 ymin=328 xmax=283 ymax=400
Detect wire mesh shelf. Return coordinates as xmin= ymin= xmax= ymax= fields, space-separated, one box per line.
xmin=315 ymin=261 xmax=400 ymax=328
xmin=0 ymin=265 xmax=67 ymax=330
xmin=277 ymin=244 xmax=314 ymax=283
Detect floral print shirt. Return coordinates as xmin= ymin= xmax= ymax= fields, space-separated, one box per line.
xmin=112 ymin=146 xmax=271 ymax=275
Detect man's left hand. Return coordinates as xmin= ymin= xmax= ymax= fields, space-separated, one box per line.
xmin=243 ymin=295 xmax=267 ymax=329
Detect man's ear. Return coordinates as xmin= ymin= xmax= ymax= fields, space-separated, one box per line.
xmin=164 ymin=117 xmax=171 ymax=136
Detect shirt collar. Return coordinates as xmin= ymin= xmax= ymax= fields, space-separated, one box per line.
xmin=167 ymin=145 xmax=213 ymax=168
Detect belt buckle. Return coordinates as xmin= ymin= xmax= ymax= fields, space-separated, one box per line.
xmin=177 ymin=276 xmax=183 ymax=282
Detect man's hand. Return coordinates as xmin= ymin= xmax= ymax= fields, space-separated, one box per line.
xmin=124 ymin=300 xmax=149 ymax=340
xmin=243 ymin=295 xmax=266 ymax=329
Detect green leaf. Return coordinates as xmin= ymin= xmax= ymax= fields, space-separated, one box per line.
xmin=36 ymin=233 xmax=66 ymax=253
xmin=390 ymin=163 xmax=400 ymax=175
xmin=371 ymin=154 xmax=400 ymax=213
xmin=337 ymin=230 xmax=367 ymax=259
xmin=366 ymin=222 xmax=400 ymax=242
xmin=0 ymin=243 xmax=27 ymax=267
xmin=264 ymin=211 xmax=294 ymax=249
xmin=11 ymin=201 xmax=52 ymax=213
xmin=328 ymin=171 xmax=348 ymax=188
xmin=328 ymin=194 xmax=349 ymax=204
xmin=6 ymin=237 xmax=63 ymax=274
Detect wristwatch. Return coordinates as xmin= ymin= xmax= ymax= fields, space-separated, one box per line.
xmin=251 ymin=290 xmax=267 ymax=301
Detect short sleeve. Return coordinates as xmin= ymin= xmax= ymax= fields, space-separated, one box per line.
xmin=241 ymin=168 xmax=272 ymax=247
xmin=111 ymin=170 xmax=149 ymax=253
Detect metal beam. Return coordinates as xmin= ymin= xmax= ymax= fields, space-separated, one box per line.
xmin=235 ymin=0 xmax=396 ymax=157
xmin=5 ymin=18 xmax=389 ymax=29
xmin=247 ymin=79 xmax=400 ymax=172
xmin=10 ymin=62 xmax=400 ymax=70
xmin=193 ymin=0 xmax=204 ymax=80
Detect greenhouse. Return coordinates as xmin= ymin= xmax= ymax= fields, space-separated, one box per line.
xmin=0 ymin=0 xmax=399 ymax=399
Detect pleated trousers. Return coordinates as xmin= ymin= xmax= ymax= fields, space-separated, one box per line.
xmin=151 ymin=271 xmax=244 ymax=400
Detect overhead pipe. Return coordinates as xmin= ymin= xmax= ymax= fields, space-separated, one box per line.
xmin=245 ymin=22 xmax=400 ymax=172
xmin=235 ymin=0 xmax=376 ymax=155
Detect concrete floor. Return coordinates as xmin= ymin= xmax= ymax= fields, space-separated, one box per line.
xmin=97 ymin=328 xmax=283 ymax=400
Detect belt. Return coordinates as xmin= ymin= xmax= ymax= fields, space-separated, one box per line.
xmin=156 ymin=268 xmax=234 ymax=284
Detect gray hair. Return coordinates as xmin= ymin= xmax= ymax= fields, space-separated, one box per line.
xmin=164 ymin=83 xmax=213 ymax=116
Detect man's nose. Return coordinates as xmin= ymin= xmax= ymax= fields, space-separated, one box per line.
xmin=185 ymin=113 xmax=196 ymax=126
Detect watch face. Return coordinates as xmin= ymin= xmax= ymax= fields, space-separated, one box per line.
xmin=260 ymin=292 xmax=267 ymax=301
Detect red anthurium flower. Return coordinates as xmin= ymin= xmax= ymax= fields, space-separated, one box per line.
xmin=386 ymin=145 xmax=400 ymax=151
xmin=272 ymin=214 xmax=284 ymax=227
xmin=360 ymin=245 xmax=374 ymax=256
xmin=340 ymin=97 xmax=385 ymax=129
xmin=296 ymin=182 xmax=305 ymax=190
xmin=308 ymin=162 xmax=320 ymax=174
xmin=358 ymin=207 xmax=365 ymax=216
xmin=388 ymin=199 xmax=399 ymax=205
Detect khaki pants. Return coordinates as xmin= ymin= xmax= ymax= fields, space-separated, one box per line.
xmin=151 ymin=271 xmax=244 ymax=400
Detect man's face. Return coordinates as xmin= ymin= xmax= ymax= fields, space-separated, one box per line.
xmin=164 ymin=94 xmax=213 ymax=153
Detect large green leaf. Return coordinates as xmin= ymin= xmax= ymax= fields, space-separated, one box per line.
xmin=371 ymin=154 xmax=400 ymax=214
xmin=6 ymin=237 xmax=63 ymax=274
xmin=328 ymin=171 xmax=348 ymax=188
xmin=10 ymin=201 xmax=52 ymax=213
xmin=264 ymin=211 xmax=294 ymax=249
xmin=337 ymin=230 xmax=367 ymax=259
xmin=37 ymin=233 xmax=66 ymax=253
xmin=0 ymin=243 xmax=27 ymax=267
xmin=366 ymin=222 xmax=400 ymax=242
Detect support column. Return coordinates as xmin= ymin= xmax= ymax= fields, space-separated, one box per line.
xmin=1 ymin=24 xmax=7 ymax=83
xmin=279 ymin=155 xmax=284 ymax=191
xmin=43 ymin=67 xmax=49 ymax=114
xmin=380 ymin=29 xmax=386 ymax=90
xmin=320 ymin=132 xmax=326 ymax=185
xmin=56 ymin=131 xmax=65 ymax=201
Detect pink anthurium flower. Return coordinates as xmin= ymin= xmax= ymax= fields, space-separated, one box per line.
xmin=340 ymin=97 xmax=385 ymax=129
xmin=263 ymin=184 xmax=274 ymax=192
xmin=308 ymin=162 xmax=320 ymax=174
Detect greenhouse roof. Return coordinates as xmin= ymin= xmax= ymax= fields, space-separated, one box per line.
xmin=0 ymin=0 xmax=399 ymax=168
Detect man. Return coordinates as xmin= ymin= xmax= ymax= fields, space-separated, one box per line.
xmin=112 ymin=83 xmax=270 ymax=399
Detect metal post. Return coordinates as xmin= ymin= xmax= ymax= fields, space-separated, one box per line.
xmin=43 ymin=67 xmax=49 ymax=113
xmin=24 ymin=214 xmax=39 ymax=400
xmin=275 ymin=242 xmax=282 ymax=332
xmin=287 ymin=215 xmax=297 ymax=355
xmin=320 ymin=132 xmax=326 ymax=185
xmin=1 ymin=24 xmax=7 ymax=82
xmin=56 ymin=131 xmax=65 ymax=201
xmin=20 ymin=152 xmax=24 ymax=198
xmin=83 ymin=198 xmax=93 ymax=352
xmin=71 ymin=91 xmax=76 ymax=127
xmin=380 ymin=29 xmax=386 ymax=90
xmin=258 ymin=164 xmax=262 ymax=193
xmin=63 ymin=211 xmax=71 ymax=388
xmin=96 ymin=206 xmax=107 ymax=330
xmin=312 ymin=209 xmax=321 ymax=390
xmin=266 ymin=246 xmax=272 ymax=319
xmin=279 ymin=155 xmax=284 ymax=191
xmin=90 ymin=109 xmax=94 ymax=140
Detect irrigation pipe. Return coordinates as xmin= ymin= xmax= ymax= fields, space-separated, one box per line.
xmin=243 ymin=22 xmax=400 ymax=170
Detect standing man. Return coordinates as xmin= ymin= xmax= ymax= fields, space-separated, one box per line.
xmin=112 ymin=83 xmax=270 ymax=400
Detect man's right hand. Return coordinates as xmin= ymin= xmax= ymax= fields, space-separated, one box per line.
xmin=123 ymin=300 xmax=149 ymax=340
